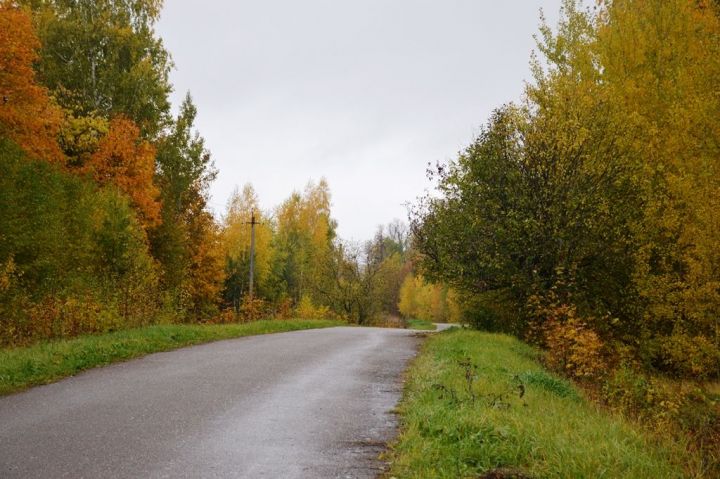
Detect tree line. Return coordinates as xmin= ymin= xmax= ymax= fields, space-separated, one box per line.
xmin=0 ymin=0 xmax=455 ymax=347
xmin=411 ymin=0 xmax=720 ymax=380
xmin=221 ymin=184 xmax=462 ymax=325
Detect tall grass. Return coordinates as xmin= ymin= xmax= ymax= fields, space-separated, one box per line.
xmin=386 ymin=329 xmax=696 ymax=478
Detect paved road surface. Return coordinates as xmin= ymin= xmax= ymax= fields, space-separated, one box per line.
xmin=0 ymin=327 xmax=421 ymax=478
xmin=433 ymin=323 xmax=456 ymax=332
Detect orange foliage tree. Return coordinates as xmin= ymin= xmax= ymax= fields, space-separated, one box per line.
xmin=185 ymin=203 xmax=225 ymax=317
xmin=0 ymin=2 xmax=62 ymax=162
xmin=85 ymin=116 xmax=161 ymax=228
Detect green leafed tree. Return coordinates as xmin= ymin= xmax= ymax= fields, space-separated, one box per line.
xmin=150 ymin=92 xmax=222 ymax=316
xmin=0 ymin=139 xmax=158 ymax=344
xmin=21 ymin=0 xmax=172 ymax=138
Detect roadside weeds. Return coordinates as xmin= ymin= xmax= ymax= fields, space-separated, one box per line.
xmin=383 ymin=329 xmax=694 ymax=478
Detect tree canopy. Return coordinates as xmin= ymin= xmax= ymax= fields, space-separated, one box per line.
xmin=412 ymin=0 xmax=720 ymax=379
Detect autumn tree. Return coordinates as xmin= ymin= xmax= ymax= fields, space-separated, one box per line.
xmin=313 ymin=239 xmax=389 ymax=325
xmin=20 ymin=0 xmax=172 ymax=138
xmin=398 ymin=274 xmax=460 ymax=324
xmin=150 ymin=93 xmax=222 ymax=316
xmin=222 ymin=184 xmax=273 ymax=310
xmin=83 ymin=116 xmax=161 ymax=228
xmin=57 ymin=113 xmax=110 ymax=168
xmin=591 ymin=0 xmax=720 ymax=377
xmin=183 ymin=199 xmax=225 ymax=317
xmin=412 ymin=0 xmax=720 ymax=378
xmin=0 ymin=1 xmax=166 ymax=344
xmin=363 ymin=225 xmax=411 ymax=317
xmin=1 ymin=0 xmax=225 ymax=341
xmin=269 ymin=179 xmax=336 ymax=305
xmin=0 ymin=2 xmax=63 ymax=162
xmin=93 ymin=188 xmax=159 ymax=321
xmin=0 ymin=139 xmax=158 ymax=344
xmin=308 ymin=220 xmax=415 ymax=325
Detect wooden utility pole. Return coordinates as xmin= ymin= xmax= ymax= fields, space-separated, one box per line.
xmin=247 ymin=209 xmax=260 ymax=298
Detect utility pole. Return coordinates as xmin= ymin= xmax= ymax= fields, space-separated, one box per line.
xmin=246 ymin=209 xmax=260 ymax=299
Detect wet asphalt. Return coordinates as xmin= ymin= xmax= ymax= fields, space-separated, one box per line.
xmin=0 ymin=326 xmax=422 ymax=478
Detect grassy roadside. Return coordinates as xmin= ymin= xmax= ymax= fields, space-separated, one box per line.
xmin=0 ymin=319 xmax=342 ymax=396
xmin=406 ymin=319 xmax=436 ymax=330
xmin=386 ymin=329 xmax=695 ymax=478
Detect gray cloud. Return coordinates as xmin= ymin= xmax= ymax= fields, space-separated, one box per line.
xmin=157 ymin=0 xmax=563 ymax=240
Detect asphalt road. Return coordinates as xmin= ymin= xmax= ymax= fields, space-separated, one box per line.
xmin=433 ymin=323 xmax=456 ymax=332
xmin=0 ymin=327 xmax=421 ymax=478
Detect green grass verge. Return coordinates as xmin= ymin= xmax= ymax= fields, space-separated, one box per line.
xmin=0 ymin=319 xmax=342 ymax=396
xmin=386 ymin=329 xmax=694 ymax=478
xmin=406 ymin=319 xmax=436 ymax=330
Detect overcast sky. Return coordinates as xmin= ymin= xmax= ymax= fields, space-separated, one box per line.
xmin=156 ymin=0 xmax=563 ymax=241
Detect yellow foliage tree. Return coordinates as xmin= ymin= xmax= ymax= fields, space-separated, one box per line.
xmin=185 ymin=201 xmax=225 ymax=317
xmin=273 ymin=179 xmax=335 ymax=303
xmin=398 ymin=274 xmax=419 ymax=320
xmin=223 ymin=184 xmax=273 ymax=306
xmin=597 ymin=0 xmax=720 ymax=367
xmin=399 ymin=274 xmax=459 ymax=323
xmin=512 ymin=0 xmax=720 ymax=377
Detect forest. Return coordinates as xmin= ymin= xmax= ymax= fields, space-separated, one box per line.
xmin=411 ymin=0 xmax=720 ymax=469
xmin=0 ymin=0 xmax=453 ymax=348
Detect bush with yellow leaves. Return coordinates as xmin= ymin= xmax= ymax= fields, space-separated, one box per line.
xmin=295 ymin=295 xmax=333 ymax=320
xmin=526 ymin=290 xmax=608 ymax=381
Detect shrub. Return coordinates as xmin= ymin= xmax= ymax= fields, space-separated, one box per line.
xmin=527 ymin=299 xmax=608 ymax=381
xmin=295 ymin=295 xmax=332 ymax=320
xmin=649 ymin=333 xmax=720 ymax=380
xmin=238 ymin=295 xmax=267 ymax=322
xmin=602 ymin=365 xmax=720 ymax=475
xmin=464 ymin=289 xmax=524 ymax=335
